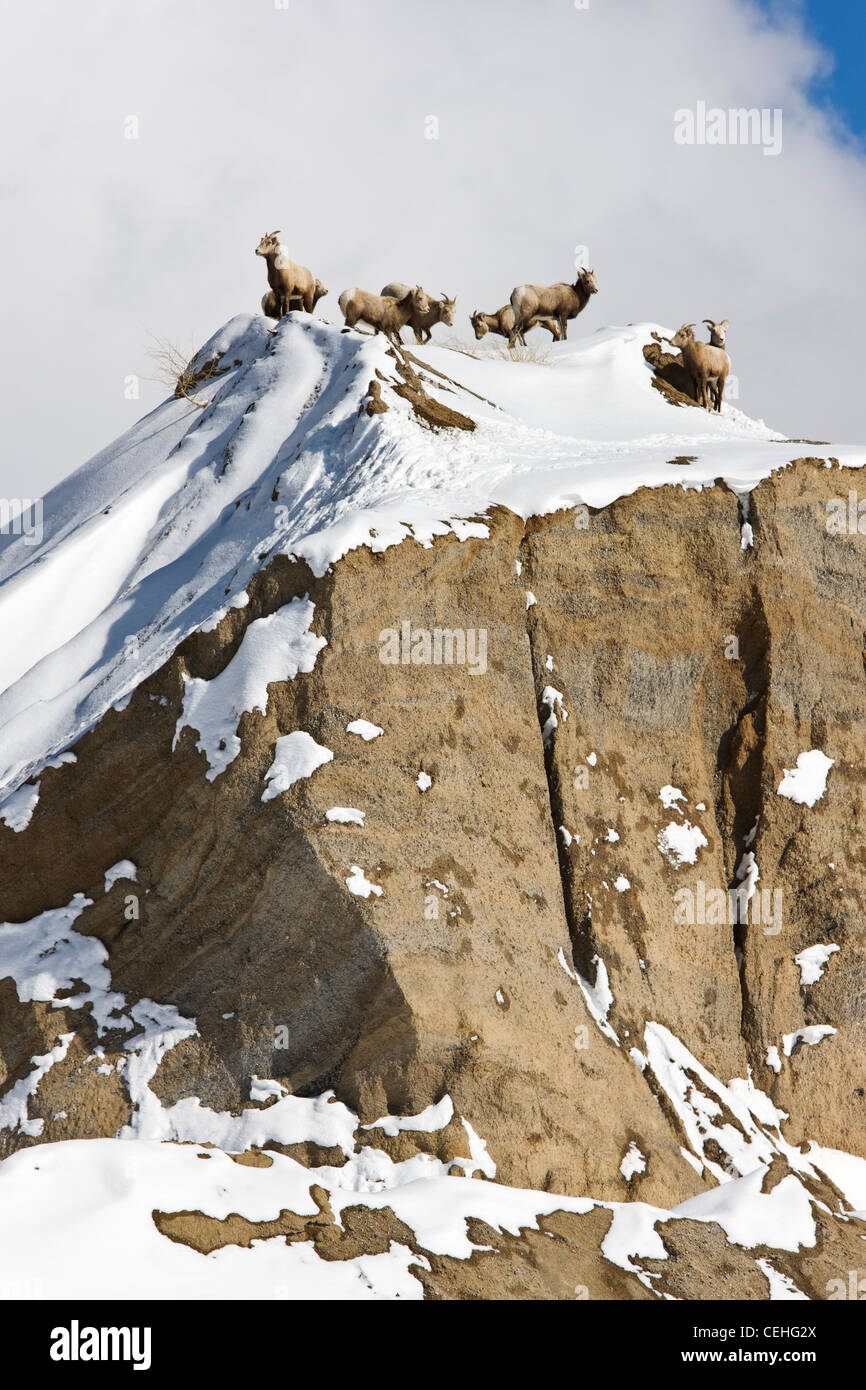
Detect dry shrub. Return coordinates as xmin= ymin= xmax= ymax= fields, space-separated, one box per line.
xmin=438 ymin=333 xmax=553 ymax=365
xmin=146 ymin=336 xmax=228 ymax=407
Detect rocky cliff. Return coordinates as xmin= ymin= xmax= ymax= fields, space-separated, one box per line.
xmin=1 ymin=316 xmax=864 ymax=1300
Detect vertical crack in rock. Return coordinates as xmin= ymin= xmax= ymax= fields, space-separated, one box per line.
xmin=518 ymin=532 xmax=597 ymax=984
xmin=716 ymin=554 xmax=771 ymax=1044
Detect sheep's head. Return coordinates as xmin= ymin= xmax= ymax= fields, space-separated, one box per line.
xmin=410 ymin=286 xmax=431 ymax=314
xmin=313 ymin=279 xmax=328 ymax=304
xmin=670 ymin=323 xmax=696 ymax=349
xmin=439 ymin=294 xmax=457 ymax=325
xmin=577 ymin=267 xmax=599 ymax=295
xmin=256 ymin=231 xmax=282 ymax=259
xmin=703 ymin=318 xmax=729 ymax=347
xmin=470 ymin=311 xmax=489 ymax=339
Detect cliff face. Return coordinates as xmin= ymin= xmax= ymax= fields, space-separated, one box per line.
xmin=0 ymin=317 xmax=864 ymax=1299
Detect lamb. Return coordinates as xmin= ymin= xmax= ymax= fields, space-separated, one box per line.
xmin=380 ymin=282 xmax=456 ymax=344
xmin=255 ymin=231 xmax=319 ymax=316
xmin=669 ymin=323 xmax=730 ymax=411
xmin=470 ymin=305 xmax=563 ymax=345
xmin=338 ymin=286 xmax=431 ymax=345
xmin=508 ymin=267 xmax=598 ymax=348
xmin=261 ymin=279 xmax=328 ymax=320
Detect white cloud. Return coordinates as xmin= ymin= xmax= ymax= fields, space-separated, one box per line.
xmin=1 ymin=0 xmax=864 ymax=500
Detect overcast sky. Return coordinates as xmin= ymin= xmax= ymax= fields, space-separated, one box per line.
xmin=2 ymin=0 xmax=865 ymax=502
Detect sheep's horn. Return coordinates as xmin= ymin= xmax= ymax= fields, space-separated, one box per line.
xmin=703 ymin=319 xmax=714 ymax=326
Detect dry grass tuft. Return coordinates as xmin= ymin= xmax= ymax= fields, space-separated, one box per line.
xmin=146 ymin=336 xmax=228 ymax=407
xmin=438 ymin=333 xmax=554 ymax=366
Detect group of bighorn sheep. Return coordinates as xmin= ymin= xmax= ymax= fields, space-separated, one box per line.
xmin=654 ymin=319 xmax=731 ymax=412
xmin=255 ymin=231 xmax=729 ymax=411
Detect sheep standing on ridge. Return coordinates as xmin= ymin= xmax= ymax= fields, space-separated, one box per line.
xmin=255 ymin=231 xmax=320 ymax=317
xmin=470 ymin=305 xmax=563 ymax=345
xmin=380 ymin=282 xmax=456 ymax=344
xmin=338 ymin=286 xmax=431 ymax=345
xmin=669 ymin=323 xmax=730 ymax=411
xmin=508 ymin=267 xmax=598 ymax=348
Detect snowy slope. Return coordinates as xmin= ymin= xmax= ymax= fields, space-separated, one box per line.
xmin=0 ymin=312 xmax=863 ymax=804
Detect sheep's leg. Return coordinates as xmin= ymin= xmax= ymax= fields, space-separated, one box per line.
xmin=559 ymin=313 xmax=568 ymax=340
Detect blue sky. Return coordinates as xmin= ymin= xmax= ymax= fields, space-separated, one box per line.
xmin=761 ymin=0 xmax=866 ymax=139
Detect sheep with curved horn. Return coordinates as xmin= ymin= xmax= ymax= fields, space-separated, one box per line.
xmin=379 ymin=282 xmax=457 ymax=344
xmin=703 ymin=318 xmax=730 ymax=348
xmin=255 ymin=231 xmax=320 ymax=317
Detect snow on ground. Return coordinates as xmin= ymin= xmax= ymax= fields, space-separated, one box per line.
xmin=345 ymin=865 xmax=383 ymax=898
xmin=620 ymin=1142 xmax=647 ymax=1182
xmin=346 ymin=719 xmax=383 ymax=740
xmin=657 ymin=819 xmax=708 ymax=867
xmin=325 ymin=806 xmax=366 ymax=825
xmin=794 ymin=943 xmax=840 ymax=986
xmin=261 ymin=730 xmax=333 ymax=802
xmin=104 ymin=859 xmax=137 ymax=892
xmin=673 ymin=1167 xmax=817 ymax=1252
xmin=0 ymin=781 xmax=40 ymax=833
xmin=0 ymin=751 xmax=76 ymax=832
xmin=174 ymin=596 xmax=326 ymax=781
xmin=0 ymin=1139 xmax=428 ymax=1300
xmin=558 ymin=947 xmax=619 ymax=1046
xmin=0 ymin=314 xmax=863 ymax=806
xmin=363 ymin=1096 xmax=454 ymax=1137
xmin=777 ymin=750 xmax=835 ymax=807
xmin=782 ymin=1025 xmax=836 ymax=1058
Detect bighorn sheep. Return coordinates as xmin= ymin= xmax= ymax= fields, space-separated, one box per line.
xmin=669 ymin=323 xmax=730 ymax=411
xmin=338 ymin=286 xmax=431 ymax=345
xmin=255 ymin=231 xmax=319 ymax=316
xmin=703 ymin=318 xmax=729 ymax=348
xmin=508 ymin=267 xmax=598 ymax=348
xmin=470 ymin=305 xmax=563 ymax=345
xmin=380 ymin=282 xmax=456 ymax=344
xmin=261 ymin=279 xmax=327 ymax=320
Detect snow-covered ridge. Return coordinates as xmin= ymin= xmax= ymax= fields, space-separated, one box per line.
xmin=0 ymin=313 xmax=863 ymax=802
